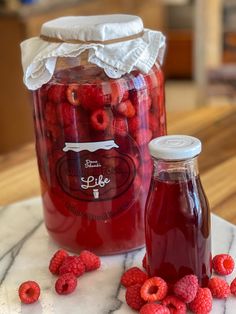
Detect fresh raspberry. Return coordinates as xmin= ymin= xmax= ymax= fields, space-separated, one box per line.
xmin=55 ymin=273 xmax=77 ymax=295
xmin=134 ymin=129 xmax=152 ymax=146
xmin=47 ymin=85 xmax=67 ymax=103
xmin=125 ymin=284 xmax=146 ymax=311
xmin=49 ymin=249 xmax=69 ymax=275
xmin=162 ymin=295 xmax=187 ymax=314
xmin=142 ymin=254 xmax=147 ymax=270
xmin=59 ymin=256 xmax=85 ymax=277
xmin=212 ymin=254 xmax=235 ymax=275
xmin=230 ymin=278 xmax=236 ymax=295
xmin=78 ymin=84 xmax=106 ymax=110
xmin=208 ymin=277 xmax=230 ymax=299
xmin=189 ymin=288 xmax=212 ymax=314
xmin=113 ymin=117 xmax=128 ymax=136
xmin=121 ymin=267 xmax=148 ymax=288
xmin=66 ymin=84 xmax=80 ymax=105
xmin=79 ymin=250 xmax=101 ymax=271
xmin=18 ymin=281 xmax=40 ymax=304
xmin=90 ymin=109 xmax=109 ymax=131
xmin=140 ymin=277 xmax=168 ymax=302
xmin=57 ymin=102 xmax=77 ymax=127
xmin=140 ymin=303 xmax=170 ymax=314
xmin=173 ymin=274 xmax=198 ymax=303
xmin=116 ymin=100 xmax=135 ymax=118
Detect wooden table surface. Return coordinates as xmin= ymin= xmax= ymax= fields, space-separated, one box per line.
xmin=0 ymin=104 xmax=236 ymax=224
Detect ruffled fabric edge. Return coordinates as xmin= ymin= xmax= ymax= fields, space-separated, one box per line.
xmin=21 ymin=29 xmax=166 ymax=90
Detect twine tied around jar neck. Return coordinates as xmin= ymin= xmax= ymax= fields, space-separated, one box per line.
xmin=40 ymin=30 xmax=144 ymax=45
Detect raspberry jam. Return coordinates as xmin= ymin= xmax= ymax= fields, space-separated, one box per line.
xmin=145 ymin=136 xmax=211 ymax=286
xmin=33 ymin=63 xmax=166 ymax=254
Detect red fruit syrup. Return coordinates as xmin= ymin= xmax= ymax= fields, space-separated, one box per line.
xmin=145 ymin=136 xmax=211 ymax=286
xmin=33 ymin=63 xmax=166 ymax=255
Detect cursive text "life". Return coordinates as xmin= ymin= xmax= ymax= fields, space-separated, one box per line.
xmin=81 ymin=175 xmax=110 ymax=189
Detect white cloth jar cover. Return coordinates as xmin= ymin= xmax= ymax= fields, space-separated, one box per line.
xmin=21 ymin=14 xmax=166 ymax=90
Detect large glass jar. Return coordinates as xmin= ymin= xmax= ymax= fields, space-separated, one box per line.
xmin=32 ymin=55 xmax=166 ymax=254
xmin=21 ymin=14 xmax=166 ymax=254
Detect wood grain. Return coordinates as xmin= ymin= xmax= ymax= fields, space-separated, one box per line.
xmin=0 ymin=105 xmax=236 ymax=225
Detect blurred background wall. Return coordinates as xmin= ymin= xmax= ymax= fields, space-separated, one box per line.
xmin=0 ymin=0 xmax=235 ymax=154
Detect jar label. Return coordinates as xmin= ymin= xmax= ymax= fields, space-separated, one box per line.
xmin=56 ymin=140 xmax=136 ymax=204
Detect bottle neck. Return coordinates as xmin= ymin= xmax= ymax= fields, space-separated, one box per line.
xmin=153 ymin=157 xmax=199 ymax=182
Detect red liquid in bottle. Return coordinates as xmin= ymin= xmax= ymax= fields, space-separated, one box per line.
xmin=145 ymin=171 xmax=211 ymax=286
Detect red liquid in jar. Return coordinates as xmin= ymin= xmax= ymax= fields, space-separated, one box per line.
xmin=33 ymin=63 xmax=166 ymax=254
xmin=145 ymin=172 xmax=211 ymax=286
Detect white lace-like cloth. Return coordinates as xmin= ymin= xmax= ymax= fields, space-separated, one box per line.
xmin=21 ymin=15 xmax=166 ymax=90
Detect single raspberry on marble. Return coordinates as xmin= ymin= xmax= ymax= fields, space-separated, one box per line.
xmin=189 ymin=287 xmax=212 ymax=314
xmin=18 ymin=281 xmax=40 ymax=304
xmin=79 ymin=250 xmax=101 ymax=272
xmin=66 ymin=84 xmax=80 ymax=106
xmin=121 ymin=267 xmax=148 ymax=288
xmin=90 ymin=109 xmax=109 ymax=131
xmin=47 ymin=85 xmax=67 ymax=103
xmin=59 ymin=256 xmax=85 ymax=277
xmin=208 ymin=277 xmax=230 ymax=299
xmin=55 ymin=273 xmax=77 ymax=295
xmin=212 ymin=254 xmax=235 ymax=275
xmin=140 ymin=277 xmax=168 ymax=302
xmin=125 ymin=283 xmax=146 ymax=311
xmin=49 ymin=249 xmax=69 ymax=275
xmin=173 ymin=274 xmax=198 ymax=303
xmin=162 ymin=295 xmax=187 ymax=314
xmin=116 ymin=100 xmax=136 ymax=118
xmin=230 ymin=278 xmax=236 ymax=295
xmin=140 ymin=303 xmax=170 ymax=314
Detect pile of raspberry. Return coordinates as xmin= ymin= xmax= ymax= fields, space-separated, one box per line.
xmin=121 ymin=253 xmax=236 ymax=313
xmin=18 ymin=249 xmax=100 ymax=304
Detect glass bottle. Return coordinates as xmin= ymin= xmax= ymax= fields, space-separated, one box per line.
xmin=145 ymin=135 xmax=211 ymax=286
